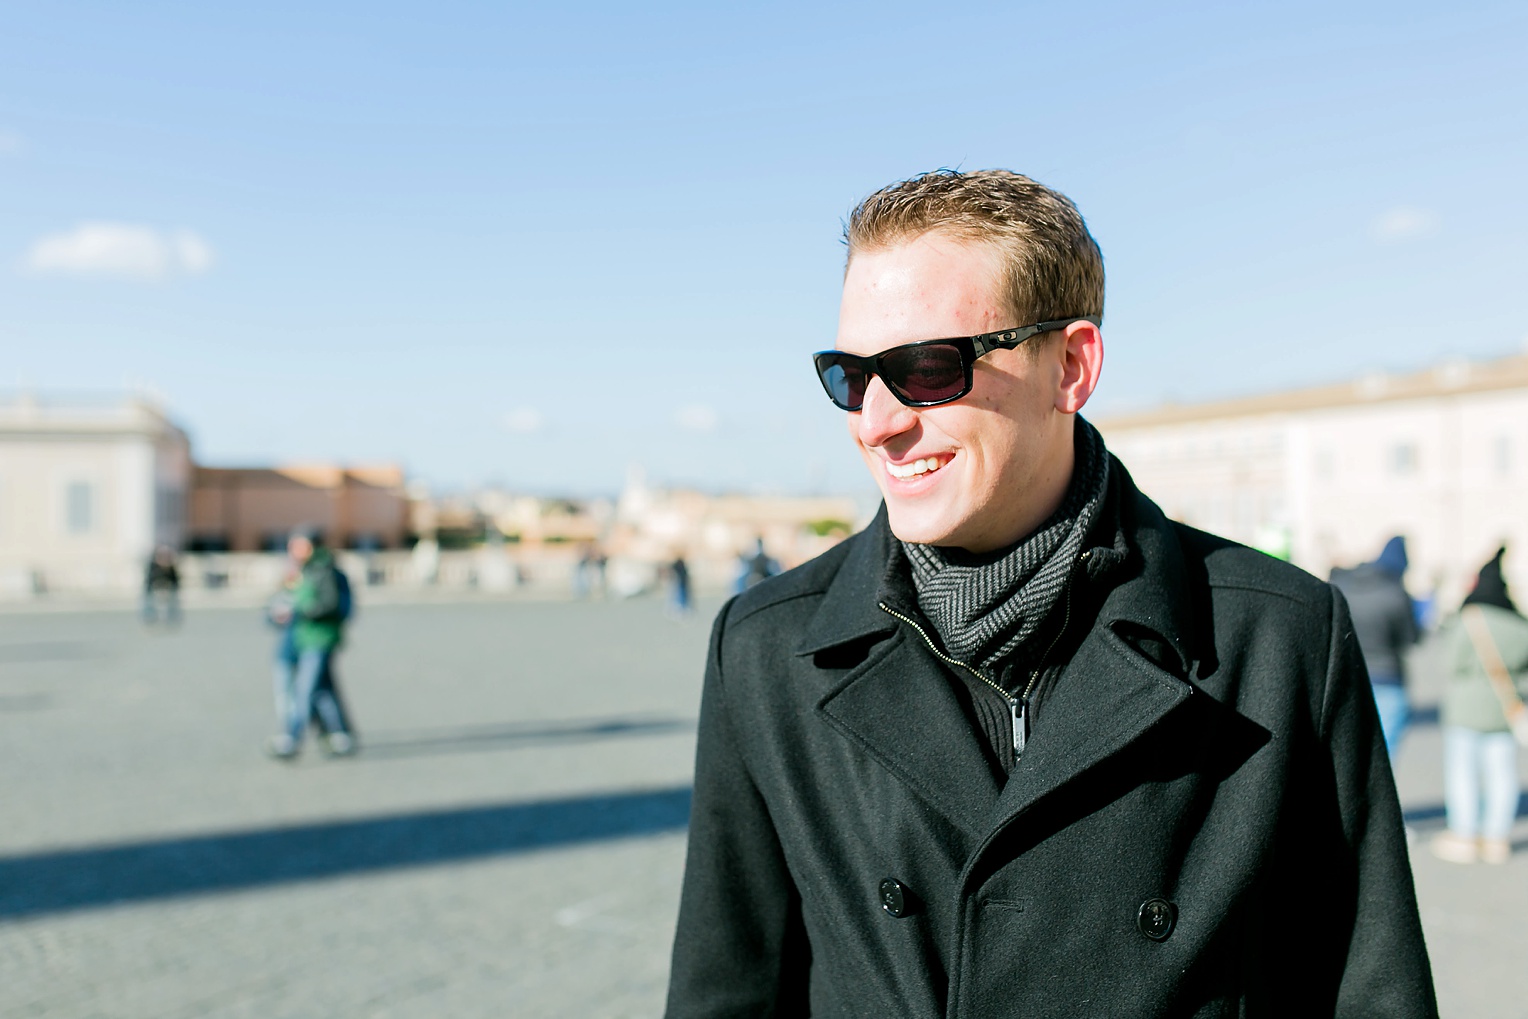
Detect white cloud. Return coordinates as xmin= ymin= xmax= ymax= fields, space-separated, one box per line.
xmin=1371 ymin=207 xmax=1440 ymax=243
xmin=172 ymin=231 xmax=214 ymax=273
xmin=22 ymin=223 xmax=216 ymax=279
xmin=675 ymin=404 xmax=718 ymax=432
xmin=503 ymin=407 xmax=544 ymax=434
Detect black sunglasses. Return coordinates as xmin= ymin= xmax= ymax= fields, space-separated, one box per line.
xmin=812 ymin=317 xmax=1100 ymax=411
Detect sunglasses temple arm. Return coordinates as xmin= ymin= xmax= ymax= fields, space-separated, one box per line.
xmin=975 ymin=325 xmax=1042 ymax=356
xmin=979 ymin=316 xmax=1103 ymax=355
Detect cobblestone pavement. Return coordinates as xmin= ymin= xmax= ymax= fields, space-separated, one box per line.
xmin=1 ymin=600 xmax=1523 ymax=1017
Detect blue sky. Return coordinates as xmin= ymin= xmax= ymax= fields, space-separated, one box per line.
xmin=1 ymin=1 xmax=1524 ymax=497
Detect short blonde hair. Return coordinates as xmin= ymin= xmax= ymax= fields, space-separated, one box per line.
xmin=845 ymin=169 xmax=1104 ymax=328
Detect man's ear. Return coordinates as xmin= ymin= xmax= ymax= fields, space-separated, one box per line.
xmin=1054 ymin=319 xmax=1103 ymax=414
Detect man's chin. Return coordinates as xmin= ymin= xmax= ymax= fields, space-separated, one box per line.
xmin=884 ymin=503 xmax=963 ymax=548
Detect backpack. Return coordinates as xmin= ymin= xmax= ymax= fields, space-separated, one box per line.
xmin=334 ymin=567 xmax=354 ymax=622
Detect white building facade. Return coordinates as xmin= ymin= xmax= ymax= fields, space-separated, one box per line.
xmin=1097 ymin=354 xmax=1528 ymax=605
xmin=0 ymin=395 xmax=192 ymax=597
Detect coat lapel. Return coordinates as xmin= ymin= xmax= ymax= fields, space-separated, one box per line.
xmin=987 ymin=625 xmax=1192 ymax=833
xmin=816 ymin=628 xmax=1003 ymax=843
xmin=797 ymin=507 xmax=1001 ymax=842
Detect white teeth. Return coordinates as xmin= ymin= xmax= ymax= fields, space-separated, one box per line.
xmin=887 ymin=457 xmax=946 ymax=479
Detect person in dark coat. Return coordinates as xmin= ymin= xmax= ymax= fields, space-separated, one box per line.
xmin=1330 ymin=535 xmax=1420 ymax=760
xmin=142 ymin=545 xmax=181 ymax=626
xmin=669 ymin=554 xmax=692 ymax=616
xmin=665 ymin=169 xmax=1436 ymax=1017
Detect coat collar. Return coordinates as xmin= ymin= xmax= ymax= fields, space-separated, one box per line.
xmin=1087 ymin=459 xmax=1198 ymax=677
xmin=796 ymin=460 xmax=1200 ymax=674
xmin=794 ymin=502 xmax=901 ymax=657
xmin=795 ymin=460 xmax=1204 ymax=845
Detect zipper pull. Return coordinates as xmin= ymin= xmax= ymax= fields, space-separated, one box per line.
xmin=1011 ymin=696 xmax=1027 ymax=759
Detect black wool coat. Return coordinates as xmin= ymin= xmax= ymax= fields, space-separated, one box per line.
xmin=665 ymin=464 xmax=1437 ymax=1018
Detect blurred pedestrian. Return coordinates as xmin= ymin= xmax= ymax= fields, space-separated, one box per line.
xmin=734 ymin=537 xmax=778 ymax=593
xmin=1330 ymin=535 xmax=1419 ymax=761
xmin=573 ymin=543 xmax=592 ymax=599
xmin=266 ymin=529 xmax=356 ymax=760
xmin=267 ymin=576 xmax=355 ymax=755
xmin=1430 ymin=547 xmax=1528 ymax=865
xmin=575 ymin=542 xmax=607 ymax=599
xmin=669 ymin=554 xmax=692 ymax=617
xmin=142 ymin=545 xmax=182 ymax=626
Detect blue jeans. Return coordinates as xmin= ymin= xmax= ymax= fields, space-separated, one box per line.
xmin=1370 ymin=682 xmax=1409 ymax=762
xmin=142 ymin=589 xmax=181 ymax=625
xmin=1443 ymin=726 xmax=1521 ymax=840
xmin=273 ymin=647 xmax=342 ymax=745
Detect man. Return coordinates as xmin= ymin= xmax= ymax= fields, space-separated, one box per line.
xmin=665 ymin=170 xmax=1435 ymax=1016
xmin=266 ymin=529 xmax=356 ymax=759
xmin=1330 ymin=535 xmax=1420 ymax=761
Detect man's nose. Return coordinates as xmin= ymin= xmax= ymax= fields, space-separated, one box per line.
xmin=853 ymin=375 xmax=917 ymax=448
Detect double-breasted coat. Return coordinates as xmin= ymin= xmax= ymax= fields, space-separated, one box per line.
xmin=665 ymin=465 xmax=1436 ymax=1017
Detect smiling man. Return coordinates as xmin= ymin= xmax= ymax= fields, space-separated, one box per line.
xmin=665 ymin=170 xmax=1436 ymax=1017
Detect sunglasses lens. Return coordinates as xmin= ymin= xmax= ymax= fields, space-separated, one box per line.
xmin=815 ymin=354 xmax=869 ymax=410
xmin=882 ymin=343 xmax=968 ymax=404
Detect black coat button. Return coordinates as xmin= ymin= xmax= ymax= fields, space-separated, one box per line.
xmin=1138 ymin=898 xmax=1177 ymax=941
xmin=879 ymin=878 xmax=909 ymax=918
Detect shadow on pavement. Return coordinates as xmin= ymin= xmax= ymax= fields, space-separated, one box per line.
xmin=0 ymin=640 xmax=103 ymax=664
xmin=1403 ymin=793 xmax=1528 ymax=830
xmin=356 ymin=714 xmax=695 ymax=760
xmin=0 ymin=785 xmax=692 ymax=921
xmin=0 ymin=693 xmax=53 ymax=713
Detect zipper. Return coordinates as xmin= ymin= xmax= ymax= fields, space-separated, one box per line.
xmin=879 ymin=550 xmax=1088 ymax=765
xmin=1014 ymin=553 xmax=1085 ymax=755
xmin=878 ymin=602 xmax=1024 ymax=761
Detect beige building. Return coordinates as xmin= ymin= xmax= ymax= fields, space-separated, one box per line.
xmin=1097 ymin=352 xmax=1528 ymax=602
xmin=189 ymin=464 xmax=409 ymax=551
xmin=0 ymin=394 xmax=192 ymax=596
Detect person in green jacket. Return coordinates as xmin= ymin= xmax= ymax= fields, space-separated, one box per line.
xmin=1430 ymin=548 xmax=1528 ymax=864
xmin=267 ymin=528 xmax=354 ymax=759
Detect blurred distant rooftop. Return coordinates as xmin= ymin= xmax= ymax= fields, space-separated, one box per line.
xmin=1097 ymin=352 xmax=1528 ymax=430
xmin=0 ymin=391 xmax=185 ymax=436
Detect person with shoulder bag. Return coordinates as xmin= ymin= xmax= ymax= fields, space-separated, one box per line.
xmin=1430 ymin=547 xmax=1528 ymax=865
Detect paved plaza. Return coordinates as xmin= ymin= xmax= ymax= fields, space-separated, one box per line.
xmin=1 ymin=596 xmax=1524 ymax=1017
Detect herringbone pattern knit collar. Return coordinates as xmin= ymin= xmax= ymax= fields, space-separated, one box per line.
xmin=901 ymin=418 xmax=1110 ymax=676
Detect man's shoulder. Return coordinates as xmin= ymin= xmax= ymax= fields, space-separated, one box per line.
xmin=1114 ymin=465 xmax=1332 ymax=623
xmin=1164 ymin=516 xmax=1333 ymax=615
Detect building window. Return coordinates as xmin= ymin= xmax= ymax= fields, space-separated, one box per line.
xmin=66 ymin=481 xmax=94 ymax=534
xmin=1390 ymin=443 xmax=1418 ymax=476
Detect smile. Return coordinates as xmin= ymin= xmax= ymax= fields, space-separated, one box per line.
xmin=885 ymin=456 xmax=949 ymax=480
